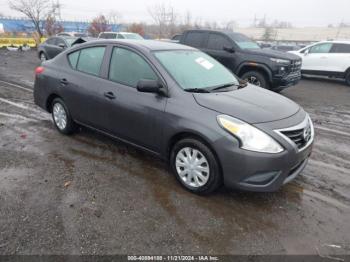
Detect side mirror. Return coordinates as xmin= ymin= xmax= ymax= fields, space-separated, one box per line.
xmin=58 ymin=43 xmax=66 ymax=49
xmin=137 ymin=79 xmax=163 ymax=94
xmin=223 ymin=46 xmax=235 ymax=53
xmin=304 ymin=48 xmax=309 ymax=56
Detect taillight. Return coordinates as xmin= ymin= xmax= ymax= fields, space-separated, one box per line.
xmin=35 ymin=66 xmax=45 ymax=75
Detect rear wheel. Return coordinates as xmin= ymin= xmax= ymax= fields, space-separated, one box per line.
xmin=241 ymin=71 xmax=269 ymax=89
xmin=170 ymin=138 xmax=222 ymax=194
xmin=51 ymin=98 xmax=76 ymax=135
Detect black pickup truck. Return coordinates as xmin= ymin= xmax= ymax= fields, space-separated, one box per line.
xmin=180 ymin=30 xmax=302 ymax=91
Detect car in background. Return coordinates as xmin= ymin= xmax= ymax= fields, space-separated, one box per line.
xmin=34 ymin=40 xmax=313 ymax=194
xmin=98 ymin=32 xmax=143 ymax=40
xmin=57 ymin=32 xmax=88 ymax=37
xmin=37 ymin=36 xmax=89 ymax=61
xmin=271 ymin=44 xmax=301 ymax=52
xmin=171 ymin=34 xmax=182 ymax=42
xmin=290 ymin=40 xmax=350 ymax=86
xmin=179 ymin=30 xmax=302 ymax=91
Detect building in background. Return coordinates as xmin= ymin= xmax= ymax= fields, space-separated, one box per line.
xmin=0 ymin=17 xmax=120 ymax=35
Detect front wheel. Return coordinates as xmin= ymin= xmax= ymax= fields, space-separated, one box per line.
xmin=241 ymin=71 xmax=269 ymax=89
xmin=40 ymin=52 xmax=47 ymax=62
xmin=170 ymin=138 xmax=222 ymax=194
xmin=51 ymin=98 xmax=76 ymax=135
xmin=346 ymin=71 xmax=350 ymax=86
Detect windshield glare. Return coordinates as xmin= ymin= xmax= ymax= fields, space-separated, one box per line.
xmin=230 ymin=33 xmax=260 ymax=50
xmin=154 ymin=50 xmax=239 ymax=90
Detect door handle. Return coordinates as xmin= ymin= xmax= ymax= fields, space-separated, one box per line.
xmin=60 ymin=78 xmax=68 ymax=86
xmin=104 ymin=91 xmax=116 ymax=100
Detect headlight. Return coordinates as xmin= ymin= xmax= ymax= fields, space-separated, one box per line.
xmin=270 ymin=58 xmax=290 ymax=64
xmin=217 ymin=115 xmax=284 ymax=154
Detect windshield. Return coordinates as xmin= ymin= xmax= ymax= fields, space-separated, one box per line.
xmin=229 ymin=33 xmax=260 ymax=50
xmin=154 ymin=50 xmax=239 ymax=90
xmin=123 ymin=33 xmax=143 ymax=40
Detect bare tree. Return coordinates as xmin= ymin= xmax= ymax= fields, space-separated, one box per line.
xmin=223 ymin=20 xmax=237 ymax=32
xmin=127 ymin=23 xmax=145 ymax=36
xmin=88 ymin=15 xmax=110 ymax=37
xmin=148 ymin=3 xmax=178 ymax=38
xmin=9 ymin=0 xmax=55 ymax=38
xmin=45 ymin=14 xmax=63 ymax=36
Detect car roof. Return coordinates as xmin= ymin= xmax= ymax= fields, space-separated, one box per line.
xmin=79 ymin=39 xmax=195 ymax=51
xmin=319 ymin=40 xmax=350 ymax=44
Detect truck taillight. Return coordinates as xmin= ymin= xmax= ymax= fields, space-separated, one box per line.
xmin=35 ymin=66 xmax=45 ymax=75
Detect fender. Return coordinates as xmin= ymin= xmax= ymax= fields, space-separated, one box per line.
xmin=236 ymin=62 xmax=273 ymax=82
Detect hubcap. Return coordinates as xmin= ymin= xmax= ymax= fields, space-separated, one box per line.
xmin=53 ymin=103 xmax=67 ymax=130
xmin=246 ymin=76 xmax=261 ymax=87
xmin=175 ymin=147 xmax=210 ymax=188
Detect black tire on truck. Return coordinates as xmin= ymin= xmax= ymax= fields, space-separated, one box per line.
xmin=241 ymin=71 xmax=270 ymax=89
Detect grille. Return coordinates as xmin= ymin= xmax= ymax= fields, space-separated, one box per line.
xmin=280 ymin=120 xmax=312 ymax=150
xmin=281 ymin=129 xmax=306 ymax=149
xmin=289 ymin=60 xmax=302 ymax=73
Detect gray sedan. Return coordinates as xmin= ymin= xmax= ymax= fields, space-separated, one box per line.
xmin=33 ymin=40 xmax=314 ymax=194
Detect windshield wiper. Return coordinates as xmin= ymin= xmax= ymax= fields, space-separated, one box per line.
xmin=184 ymin=88 xmax=211 ymax=93
xmin=209 ymin=83 xmax=237 ymax=92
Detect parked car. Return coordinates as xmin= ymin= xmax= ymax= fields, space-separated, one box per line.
xmin=57 ymin=32 xmax=88 ymax=37
xmin=289 ymin=40 xmax=350 ymax=86
xmin=171 ymin=34 xmax=182 ymax=42
xmin=98 ymin=32 xmax=143 ymax=40
xmin=34 ymin=40 xmax=314 ymax=194
xmin=271 ymin=44 xmax=301 ymax=52
xmin=37 ymin=36 xmax=88 ymax=61
xmin=179 ymin=30 xmax=302 ymax=91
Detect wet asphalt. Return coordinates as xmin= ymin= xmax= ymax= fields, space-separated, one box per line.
xmin=0 ymin=49 xmax=349 ymax=255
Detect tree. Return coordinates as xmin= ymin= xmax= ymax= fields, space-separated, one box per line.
xmin=262 ymin=27 xmax=275 ymax=41
xmin=127 ymin=23 xmax=145 ymax=36
xmin=9 ymin=0 xmax=54 ymax=38
xmin=45 ymin=14 xmax=63 ymax=36
xmin=88 ymin=15 xmax=110 ymax=37
xmin=148 ymin=3 xmax=178 ymax=38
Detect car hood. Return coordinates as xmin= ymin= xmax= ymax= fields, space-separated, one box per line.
xmin=193 ymin=85 xmax=300 ymax=124
xmin=244 ymin=48 xmax=300 ymax=60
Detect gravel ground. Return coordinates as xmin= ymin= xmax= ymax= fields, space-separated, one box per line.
xmin=0 ymin=48 xmax=350 ymax=256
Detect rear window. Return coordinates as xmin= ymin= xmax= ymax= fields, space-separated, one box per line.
xmin=229 ymin=33 xmax=260 ymax=50
xmin=330 ymin=43 xmax=350 ymax=53
xmin=99 ymin=33 xmax=117 ymax=39
xmin=76 ymin=47 xmax=106 ymax=76
xmin=184 ymin=32 xmax=205 ymax=48
xmin=45 ymin=38 xmax=56 ymax=45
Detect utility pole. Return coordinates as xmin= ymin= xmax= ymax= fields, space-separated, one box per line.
xmin=335 ymin=19 xmax=344 ymax=39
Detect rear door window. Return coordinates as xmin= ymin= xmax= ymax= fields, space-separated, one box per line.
xmin=330 ymin=43 xmax=350 ymax=53
xmin=46 ymin=38 xmax=56 ymax=45
xmin=207 ymin=33 xmax=232 ymax=50
xmin=184 ymin=32 xmax=205 ymax=48
xmin=109 ymin=47 xmax=158 ymax=87
xmin=76 ymin=47 xmax=106 ymax=76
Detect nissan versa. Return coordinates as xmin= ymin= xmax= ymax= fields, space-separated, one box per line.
xmin=34 ymin=40 xmax=314 ymax=194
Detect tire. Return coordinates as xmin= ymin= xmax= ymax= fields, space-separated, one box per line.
xmin=241 ymin=71 xmax=269 ymax=89
xmin=39 ymin=52 xmax=47 ymax=62
xmin=170 ymin=138 xmax=222 ymax=195
xmin=346 ymin=71 xmax=350 ymax=86
xmin=51 ymin=98 xmax=76 ymax=135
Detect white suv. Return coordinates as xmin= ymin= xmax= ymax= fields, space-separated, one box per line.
xmin=98 ymin=32 xmax=143 ymax=40
xmin=290 ymin=41 xmax=350 ymax=86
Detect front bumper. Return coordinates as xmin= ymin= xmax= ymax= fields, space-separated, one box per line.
xmin=272 ymin=71 xmax=301 ymax=90
xmin=214 ymin=110 xmax=313 ymax=192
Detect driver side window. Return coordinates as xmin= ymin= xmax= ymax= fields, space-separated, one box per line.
xmin=309 ymin=43 xmax=333 ymax=54
xmin=109 ymin=47 xmax=158 ymax=88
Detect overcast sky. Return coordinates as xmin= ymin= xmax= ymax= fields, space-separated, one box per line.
xmin=0 ymin=0 xmax=349 ymax=27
